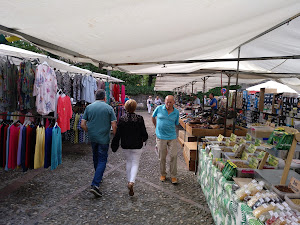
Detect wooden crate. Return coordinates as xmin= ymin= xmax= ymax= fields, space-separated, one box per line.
xmin=183 ymin=148 xmax=197 ymax=171
xmin=179 ymin=118 xmax=186 ymax=129
xmin=179 ymin=130 xmax=197 ymax=142
xmin=186 ymin=123 xmax=247 ymax=137
xmin=183 ymin=142 xmax=197 ymax=161
xmin=177 ymin=137 xmax=184 ymax=147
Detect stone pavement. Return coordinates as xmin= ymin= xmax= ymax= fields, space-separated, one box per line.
xmin=0 ymin=111 xmax=213 ymax=225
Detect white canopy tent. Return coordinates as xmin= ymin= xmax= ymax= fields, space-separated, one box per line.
xmin=0 ymin=0 xmax=299 ymax=74
xmin=246 ymin=80 xmax=298 ymax=93
xmin=154 ymin=73 xmax=268 ymax=92
xmin=0 ymin=44 xmax=123 ymax=83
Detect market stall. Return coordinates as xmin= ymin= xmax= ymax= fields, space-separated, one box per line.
xmin=0 ymin=46 xmax=124 ymax=171
xmin=197 ymin=126 xmax=300 ymax=224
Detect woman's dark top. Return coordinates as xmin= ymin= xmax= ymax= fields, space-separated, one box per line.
xmin=111 ymin=113 xmax=148 ymax=151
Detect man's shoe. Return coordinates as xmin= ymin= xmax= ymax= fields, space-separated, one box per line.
xmin=160 ymin=176 xmax=166 ymax=182
xmin=90 ymin=185 xmax=102 ymax=197
xmin=128 ymin=182 xmax=134 ymax=196
xmin=171 ymin=177 xmax=178 ymax=184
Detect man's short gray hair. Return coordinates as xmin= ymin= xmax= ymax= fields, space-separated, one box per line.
xmin=95 ymin=89 xmax=106 ymax=100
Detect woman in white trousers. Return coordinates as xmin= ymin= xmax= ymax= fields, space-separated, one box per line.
xmin=111 ymin=99 xmax=148 ymax=196
xmin=147 ymin=96 xmax=153 ymax=114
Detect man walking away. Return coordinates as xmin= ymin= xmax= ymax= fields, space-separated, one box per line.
xmin=81 ymin=89 xmax=117 ymax=197
xmin=152 ymin=95 xmax=179 ymax=184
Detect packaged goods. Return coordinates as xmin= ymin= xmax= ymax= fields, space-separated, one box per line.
xmin=230 ymin=133 xmax=237 ymax=142
xmin=232 ymin=144 xmax=239 ymax=152
xmin=236 ymin=180 xmax=263 ymax=201
xmin=246 ymin=133 xmax=252 ymax=141
xmin=247 ymin=144 xmax=257 ymax=153
xmin=257 ymin=151 xmax=266 ymax=159
xmin=217 ymin=134 xmax=224 ymax=142
xmin=222 ymin=161 xmax=237 ymax=181
xmin=239 ymin=138 xmax=246 ymax=145
xmin=268 ymin=155 xmax=279 ymax=167
xmin=253 ymin=203 xmax=276 ymax=218
xmin=249 ymin=157 xmax=259 ymax=169
xmin=235 ymin=144 xmax=246 ymax=158
xmin=255 ymin=138 xmax=261 ymax=146
xmin=241 ymin=151 xmax=249 ymax=160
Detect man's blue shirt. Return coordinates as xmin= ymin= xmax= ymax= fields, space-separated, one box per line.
xmin=210 ymin=98 xmax=218 ymax=109
xmin=152 ymin=105 xmax=179 ymax=140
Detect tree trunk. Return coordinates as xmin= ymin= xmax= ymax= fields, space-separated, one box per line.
xmin=148 ymin=75 xmax=155 ymax=86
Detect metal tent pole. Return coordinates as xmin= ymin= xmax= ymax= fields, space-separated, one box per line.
xmin=232 ymin=47 xmax=241 ymax=133
xmin=224 ymin=75 xmax=231 ymax=136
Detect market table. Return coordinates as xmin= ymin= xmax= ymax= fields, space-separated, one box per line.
xmin=198 ymin=149 xmax=264 ymax=225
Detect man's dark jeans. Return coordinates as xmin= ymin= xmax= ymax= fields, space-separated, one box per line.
xmin=91 ymin=142 xmax=109 ymax=187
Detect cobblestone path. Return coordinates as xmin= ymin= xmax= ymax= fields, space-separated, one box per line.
xmin=0 ymin=111 xmax=213 ymax=225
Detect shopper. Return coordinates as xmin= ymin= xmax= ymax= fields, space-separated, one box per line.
xmin=146 ymin=96 xmax=153 ymax=114
xmin=193 ymin=94 xmax=201 ymax=105
xmin=111 ymin=99 xmax=148 ymax=196
xmin=152 ymin=95 xmax=179 ymax=184
xmin=124 ymin=95 xmax=130 ymax=103
xmin=154 ymin=96 xmax=162 ymax=107
xmin=209 ymin=93 xmax=218 ymax=114
xmin=81 ymin=89 xmax=117 ymax=197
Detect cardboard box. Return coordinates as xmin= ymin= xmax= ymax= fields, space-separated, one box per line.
xmin=183 ymin=142 xmax=198 ymax=161
xmin=183 ymin=149 xmax=196 ymax=171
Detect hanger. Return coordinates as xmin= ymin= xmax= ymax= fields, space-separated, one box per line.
xmin=42 ymin=61 xmax=49 ymax=66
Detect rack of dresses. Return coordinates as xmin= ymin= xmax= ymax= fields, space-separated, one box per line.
xmin=0 ymin=114 xmax=62 ymax=171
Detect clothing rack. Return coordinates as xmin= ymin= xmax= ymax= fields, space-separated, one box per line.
xmin=0 ymin=113 xmax=57 ymax=120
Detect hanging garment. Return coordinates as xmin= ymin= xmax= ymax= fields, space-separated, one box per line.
xmin=34 ymin=126 xmax=45 ymax=169
xmin=20 ymin=126 xmax=27 ymax=171
xmin=66 ymin=112 xmax=75 ymax=143
xmin=55 ymin=70 xmax=63 ymax=90
xmin=73 ymin=113 xmax=80 ymax=144
xmin=17 ymin=62 xmax=25 ymax=111
xmin=73 ymin=74 xmax=82 ymax=102
xmin=113 ymin=84 xmax=120 ymax=102
xmin=6 ymin=62 xmax=19 ymax=112
xmin=25 ymin=125 xmax=33 ymax=169
xmin=29 ymin=126 xmax=37 ymax=169
xmin=77 ymin=114 xmax=84 ymax=143
xmin=44 ymin=127 xmax=53 ymax=168
xmin=2 ymin=125 xmax=8 ymax=167
xmin=105 ymin=82 xmax=110 ymax=104
xmin=5 ymin=124 xmax=13 ymax=170
xmin=51 ymin=126 xmax=62 ymax=170
xmin=0 ymin=125 xmax=2 ymax=167
xmin=17 ymin=125 xmax=24 ymax=166
xmin=121 ymin=85 xmax=125 ymax=104
xmin=62 ymin=72 xmax=72 ymax=96
xmin=57 ymin=95 xmax=73 ymax=133
xmin=0 ymin=62 xmax=4 ymax=112
xmin=81 ymin=75 xmax=97 ymax=103
xmin=33 ymin=62 xmax=58 ymax=115
xmin=8 ymin=124 xmax=21 ymax=169
xmin=22 ymin=61 xmax=36 ymax=110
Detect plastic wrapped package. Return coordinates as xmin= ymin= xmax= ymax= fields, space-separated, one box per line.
xmin=253 ymin=202 xmax=276 ymax=218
